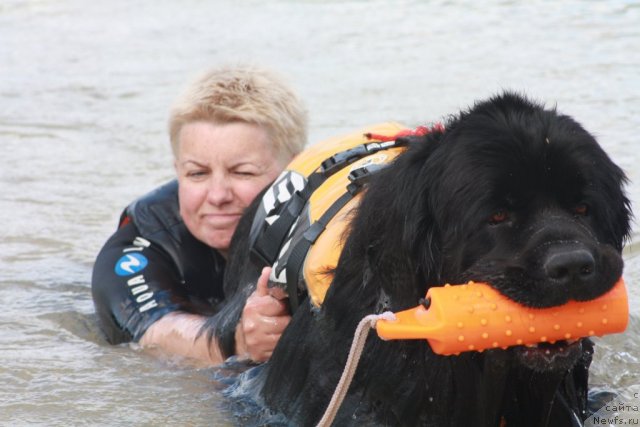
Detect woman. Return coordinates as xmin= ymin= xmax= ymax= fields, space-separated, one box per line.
xmin=91 ymin=65 xmax=307 ymax=365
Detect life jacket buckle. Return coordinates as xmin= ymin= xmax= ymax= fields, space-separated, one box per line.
xmin=347 ymin=163 xmax=386 ymax=195
xmin=321 ymin=144 xmax=370 ymax=176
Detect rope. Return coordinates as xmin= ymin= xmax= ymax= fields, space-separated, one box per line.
xmin=316 ymin=311 xmax=396 ymax=427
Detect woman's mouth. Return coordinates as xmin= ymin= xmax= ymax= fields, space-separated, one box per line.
xmin=202 ymin=213 xmax=242 ymax=227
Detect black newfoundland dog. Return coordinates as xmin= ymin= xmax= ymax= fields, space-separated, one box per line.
xmin=208 ymin=93 xmax=631 ymax=426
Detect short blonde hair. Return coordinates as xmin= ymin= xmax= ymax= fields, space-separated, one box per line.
xmin=168 ymin=65 xmax=307 ymax=161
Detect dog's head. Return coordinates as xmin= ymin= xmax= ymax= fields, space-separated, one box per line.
xmin=403 ymin=93 xmax=631 ymax=371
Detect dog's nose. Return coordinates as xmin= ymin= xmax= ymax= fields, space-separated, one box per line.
xmin=544 ymin=248 xmax=596 ymax=284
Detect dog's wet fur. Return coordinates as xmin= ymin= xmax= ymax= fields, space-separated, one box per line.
xmin=207 ymin=93 xmax=631 ymax=426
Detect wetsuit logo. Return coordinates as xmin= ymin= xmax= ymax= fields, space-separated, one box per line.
xmin=115 ymin=253 xmax=148 ymax=276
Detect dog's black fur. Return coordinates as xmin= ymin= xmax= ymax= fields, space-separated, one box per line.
xmin=208 ymin=93 xmax=631 ymax=426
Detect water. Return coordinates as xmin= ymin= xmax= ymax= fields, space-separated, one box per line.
xmin=1 ymin=0 xmax=639 ymax=424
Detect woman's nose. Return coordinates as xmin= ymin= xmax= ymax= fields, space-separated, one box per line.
xmin=206 ymin=175 xmax=233 ymax=205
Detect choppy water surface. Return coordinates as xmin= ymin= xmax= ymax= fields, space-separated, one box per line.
xmin=1 ymin=0 xmax=639 ymax=424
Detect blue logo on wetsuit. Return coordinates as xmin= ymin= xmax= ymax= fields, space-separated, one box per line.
xmin=114 ymin=253 xmax=148 ymax=276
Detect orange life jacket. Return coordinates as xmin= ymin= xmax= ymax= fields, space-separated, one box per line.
xmin=249 ymin=123 xmax=410 ymax=310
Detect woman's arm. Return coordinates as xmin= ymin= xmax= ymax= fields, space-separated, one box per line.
xmin=139 ymin=267 xmax=290 ymax=365
xmin=139 ymin=311 xmax=224 ymax=365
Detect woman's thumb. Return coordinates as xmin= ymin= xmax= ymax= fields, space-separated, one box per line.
xmin=254 ymin=266 xmax=272 ymax=296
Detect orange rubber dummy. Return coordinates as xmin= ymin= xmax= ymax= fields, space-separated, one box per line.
xmin=376 ymin=278 xmax=628 ymax=355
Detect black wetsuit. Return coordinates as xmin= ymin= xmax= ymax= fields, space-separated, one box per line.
xmin=91 ymin=180 xmax=226 ymax=344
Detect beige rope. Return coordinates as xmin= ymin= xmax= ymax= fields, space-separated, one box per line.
xmin=316 ymin=312 xmax=396 ymax=427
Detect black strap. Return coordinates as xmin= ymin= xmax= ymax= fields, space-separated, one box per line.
xmin=251 ymin=173 xmax=326 ymax=265
xmin=320 ymin=140 xmax=399 ymax=176
xmin=284 ymin=162 xmax=391 ymax=312
xmin=285 ymin=190 xmax=358 ymax=312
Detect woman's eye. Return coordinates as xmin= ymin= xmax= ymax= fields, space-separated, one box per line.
xmin=489 ymin=210 xmax=509 ymax=225
xmin=573 ymin=203 xmax=589 ymax=216
xmin=186 ymin=170 xmax=207 ymax=178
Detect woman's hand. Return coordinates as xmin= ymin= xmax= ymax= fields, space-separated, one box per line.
xmin=235 ymin=267 xmax=291 ymax=362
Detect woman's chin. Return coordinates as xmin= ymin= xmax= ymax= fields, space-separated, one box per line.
xmin=193 ymin=228 xmax=233 ymax=253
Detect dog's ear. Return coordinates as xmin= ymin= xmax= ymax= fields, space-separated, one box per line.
xmin=395 ymin=136 xmax=444 ymax=290
xmin=403 ymin=191 xmax=442 ymax=291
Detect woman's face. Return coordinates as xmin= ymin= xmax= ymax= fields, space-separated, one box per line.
xmin=175 ymin=121 xmax=286 ymax=256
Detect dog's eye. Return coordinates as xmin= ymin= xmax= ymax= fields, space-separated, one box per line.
xmin=573 ymin=203 xmax=589 ymax=216
xmin=489 ymin=210 xmax=509 ymax=225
